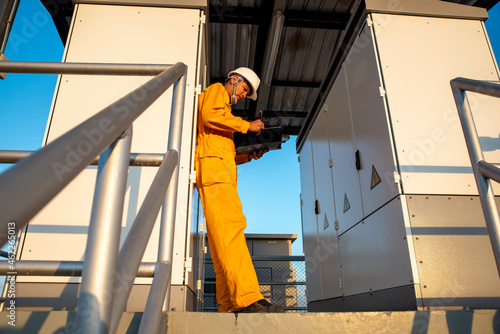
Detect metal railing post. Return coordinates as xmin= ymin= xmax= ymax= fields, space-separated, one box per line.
xmin=158 ymin=72 xmax=187 ymax=311
xmin=75 ymin=127 xmax=132 ymax=334
xmin=138 ymin=261 xmax=170 ymax=334
xmin=108 ymin=149 xmax=179 ymax=334
xmin=451 ymin=78 xmax=500 ymax=276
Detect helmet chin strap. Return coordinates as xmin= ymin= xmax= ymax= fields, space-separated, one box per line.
xmin=231 ymin=77 xmax=241 ymax=105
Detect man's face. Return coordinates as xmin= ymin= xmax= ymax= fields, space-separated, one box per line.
xmin=226 ymin=76 xmax=252 ymax=103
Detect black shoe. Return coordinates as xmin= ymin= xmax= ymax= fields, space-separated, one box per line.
xmin=237 ymin=299 xmax=284 ymax=313
xmin=256 ymin=299 xmax=284 ymax=313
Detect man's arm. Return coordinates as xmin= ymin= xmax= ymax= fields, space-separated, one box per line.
xmin=201 ymin=85 xmax=250 ymax=133
xmin=235 ymin=149 xmax=268 ymax=165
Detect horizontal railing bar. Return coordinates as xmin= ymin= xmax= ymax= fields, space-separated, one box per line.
xmin=205 ymin=281 xmax=306 ymax=286
xmin=202 ymin=306 xmax=308 ymax=311
xmin=0 ymin=150 xmax=164 ymax=166
xmin=259 ymin=282 xmax=306 ymax=285
xmin=478 ymin=160 xmax=500 ymax=184
xmin=0 ymin=61 xmax=171 ymax=76
xmin=251 ymin=256 xmax=305 ymax=261
xmin=451 ymin=77 xmax=500 ymax=99
xmin=0 ymin=260 xmax=156 ymax=277
xmin=206 ymin=256 xmax=305 ymax=261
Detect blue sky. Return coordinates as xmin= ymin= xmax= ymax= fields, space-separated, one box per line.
xmin=1 ymin=0 xmax=500 ymax=255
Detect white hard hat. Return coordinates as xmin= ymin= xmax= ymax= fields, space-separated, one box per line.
xmin=227 ymin=67 xmax=260 ymax=101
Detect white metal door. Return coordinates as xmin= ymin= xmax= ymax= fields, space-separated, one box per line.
xmin=310 ymin=111 xmax=343 ymax=300
xmin=299 ymin=138 xmax=321 ymax=303
xmin=339 ymin=197 xmax=414 ymax=296
xmin=326 ymin=66 xmax=364 ymax=234
xmin=345 ymin=20 xmax=400 ymax=217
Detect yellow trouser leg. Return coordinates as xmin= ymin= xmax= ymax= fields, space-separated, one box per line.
xmin=206 ymin=231 xmax=233 ymax=312
xmin=198 ymin=182 xmax=264 ymax=311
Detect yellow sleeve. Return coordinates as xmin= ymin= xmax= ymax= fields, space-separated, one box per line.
xmin=201 ymin=84 xmax=250 ymax=134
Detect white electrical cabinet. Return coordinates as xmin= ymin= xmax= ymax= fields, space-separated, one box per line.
xmin=299 ymin=1 xmax=500 ymax=311
xmin=17 ymin=1 xmax=207 ymax=312
xmin=309 ymin=111 xmax=343 ymax=301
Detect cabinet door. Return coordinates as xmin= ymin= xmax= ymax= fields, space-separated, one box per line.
xmin=372 ymin=13 xmax=500 ymax=195
xmin=299 ymin=139 xmax=321 ymax=302
xmin=310 ymin=111 xmax=343 ymax=300
xmin=339 ymin=197 xmax=413 ymax=297
xmin=326 ymin=66 xmax=364 ymax=234
xmin=345 ymin=22 xmax=400 ymax=217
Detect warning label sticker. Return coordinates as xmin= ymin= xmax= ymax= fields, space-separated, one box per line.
xmin=343 ymin=193 xmax=351 ymax=213
xmin=371 ymin=164 xmax=381 ymax=190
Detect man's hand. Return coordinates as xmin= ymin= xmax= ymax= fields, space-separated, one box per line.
xmin=248 ymin=119 xmax=265 ymax=135
xmin=251 ymin=149 xmax=268 ymax=161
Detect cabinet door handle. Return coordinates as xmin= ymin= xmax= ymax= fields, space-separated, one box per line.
xmin=355 ymin=150 xmax=361 ymax=170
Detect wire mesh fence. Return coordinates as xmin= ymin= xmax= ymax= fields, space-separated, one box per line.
xmin=203 ymin=256 xmax=307 ymax=312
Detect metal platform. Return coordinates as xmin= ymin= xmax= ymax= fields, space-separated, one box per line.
xmin=0 ymin=310 xmax=499 ymax=333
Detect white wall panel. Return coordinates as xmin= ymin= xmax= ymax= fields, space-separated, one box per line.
xmin=345 ymin=22 xmax=400 ymax=216
xmin=299 ymin=138 xmax=321 ymax=302
xmin=372 ymin=13 xmax=500 ymax=195
xmin=20 ymin=5 xmax=202 ymax=289
xmin=310 ymin=111 xmax=342 ymax=300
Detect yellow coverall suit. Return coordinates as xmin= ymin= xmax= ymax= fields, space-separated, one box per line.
xmin=195 ymin=82 xmax=264 ymax=313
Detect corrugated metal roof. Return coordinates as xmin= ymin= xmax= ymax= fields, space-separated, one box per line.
xmin=206 ymin=0 xmax=499 ymax=142
xmin=208 ymin=0 xmax=358 ymax=135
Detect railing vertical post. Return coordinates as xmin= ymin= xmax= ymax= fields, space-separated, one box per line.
xmin=108 ymin=149 xmax=178 ymax=334
xmin=158 ymin=72 xmax=187 ymax=310
xmin=452 ymin=82 xmax=500 ymax=277
xmin=137 ymin=261 xmax=170 ymax=334
xmin=76 ymin=127 xmax=132 ymax=333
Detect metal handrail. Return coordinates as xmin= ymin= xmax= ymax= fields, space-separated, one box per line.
xmin=0 ymin=61 xmax=171 ymax=76
xmin=0 ymin=260 xmax=157 ymax=277
xmin=451 ymin=77 xmax=500 ymax=277
xmin=0 ymin=60 xmax=188 ymax=334
xmin=0 ymin=150 xmax=165 ymax=166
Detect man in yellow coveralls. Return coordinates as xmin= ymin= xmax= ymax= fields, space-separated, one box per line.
xmin=195 ymin=67 xmax=284 ymax=313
